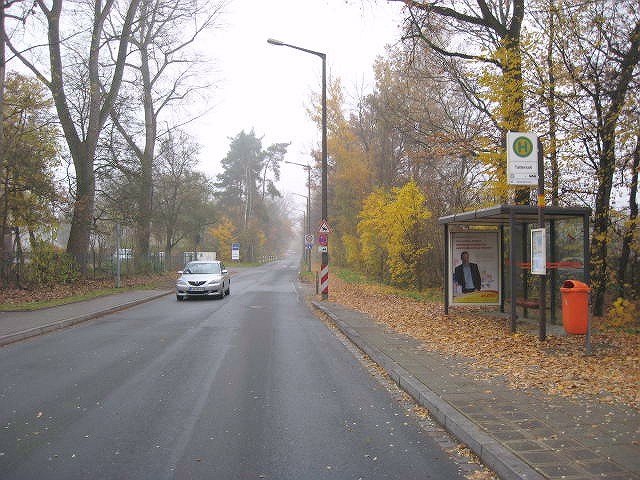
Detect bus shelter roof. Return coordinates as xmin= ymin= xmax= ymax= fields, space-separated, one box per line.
xmin=438 ymin=204 xmax=591 ymax=225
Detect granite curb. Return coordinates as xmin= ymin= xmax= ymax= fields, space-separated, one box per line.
xmin=313 ymin=300 xmax=550 ymax=480
xmin=0 ymin=290 xmax=172 ymax=347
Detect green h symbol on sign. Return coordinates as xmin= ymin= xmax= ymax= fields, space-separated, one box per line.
xmin=513 ymin=136 xmax=534 ymax=157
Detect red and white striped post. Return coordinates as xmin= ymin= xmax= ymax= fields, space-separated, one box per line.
xmin=318 ymin=219 xmax=330 ymax=300
xmin=320 ymin=263 xmax=329 ymax=298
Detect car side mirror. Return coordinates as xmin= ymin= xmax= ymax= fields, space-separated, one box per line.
xmin=222 ymin=269 xmax=228 ymax=274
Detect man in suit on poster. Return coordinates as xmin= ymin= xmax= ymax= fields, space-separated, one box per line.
xmin=453 ymin=251 xmax=482 ymax=293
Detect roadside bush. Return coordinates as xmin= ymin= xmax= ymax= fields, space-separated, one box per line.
xmin=25 ymin=241 xmax=79 ymax=286
xmin=603 ymin=297 xmax=639 ymax=332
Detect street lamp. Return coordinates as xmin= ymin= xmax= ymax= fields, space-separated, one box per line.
xmin=268 ymin=37 xmax=329 ymax=300
xmin=290 ymin=192 xmax=311 ymax=272
xmin=292 ymin=208 xmax=307 ymax=268
xmin=285 ymin=160 xmax=311 ymax=258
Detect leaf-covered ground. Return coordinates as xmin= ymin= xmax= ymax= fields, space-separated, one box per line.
xmin=0 ymin=273 xmax=174 ymax=307
xmin=329 ymin=277 xmax=640 ymax=411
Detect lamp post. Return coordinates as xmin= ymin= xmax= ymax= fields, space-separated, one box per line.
xmin=285 ymin=160 xmax=311 ymax=267
xmin=293 ymin=208 xmax=306 ymax=267
xmin=290 ymin=192 xmax=311 ymax=272
xmin=268 ymin=38 xmax=329 ymax=300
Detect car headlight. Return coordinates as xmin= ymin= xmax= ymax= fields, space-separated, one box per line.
xmin=206 ymin=280 xmax=221 ymax=287
xmin=176 ymin=279 xmax=188 ymax=287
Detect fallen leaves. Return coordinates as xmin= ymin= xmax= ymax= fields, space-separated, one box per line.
xmin=329 ymin=277 xmax=640 ymax=410
xmin=0 ymin=273 xmax=174 ymax=306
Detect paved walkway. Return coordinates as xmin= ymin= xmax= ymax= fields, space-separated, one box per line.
xmin=0 ymin=289 xmax=171 ymax=346
xmin=312 ymin=301 xmax=639 ymax=480
xmin=0 ymin=289 xmax=637 ymax=479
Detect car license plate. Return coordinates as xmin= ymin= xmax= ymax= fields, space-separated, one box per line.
xmin=189 ymin=287 xmax=205 ymax=292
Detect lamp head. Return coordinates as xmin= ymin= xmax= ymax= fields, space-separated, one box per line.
xmin=267 ymin=38 xmax=285 ymax=46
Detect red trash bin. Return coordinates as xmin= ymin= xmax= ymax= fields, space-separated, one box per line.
xmin=560 ymin=280 xmax=590 ymax=334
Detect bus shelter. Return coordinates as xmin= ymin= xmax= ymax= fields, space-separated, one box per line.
xmin=438 ymin=204 xmax=591 ymax=334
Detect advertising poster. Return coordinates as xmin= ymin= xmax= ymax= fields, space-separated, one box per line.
xmin=450 ymin=231 xmax=500 ymax=305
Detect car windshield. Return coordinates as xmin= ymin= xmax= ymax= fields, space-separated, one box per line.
xmin=184 ymin=262 xmax=221 ymax=274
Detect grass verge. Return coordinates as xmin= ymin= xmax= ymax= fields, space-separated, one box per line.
xmin=0 ymin=273 xmax=175 ymax=312
xmin=334 ymin=268 xmax=441 ymax=302
xmin=0 ymin=288 xmax=127 ymax=312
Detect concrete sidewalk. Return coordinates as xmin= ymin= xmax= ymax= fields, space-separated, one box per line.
xmin=312 ymin=301 xmax=639 ymax=480
xmin=0 ymin=289 xmax=172 ymax=346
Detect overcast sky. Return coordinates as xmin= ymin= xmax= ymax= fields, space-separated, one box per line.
xmin=191 ymin=0 xmax=404 ymax=205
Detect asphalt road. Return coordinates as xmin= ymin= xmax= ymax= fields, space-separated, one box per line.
xmin=0 ymin=259 xmax=468 ymax=479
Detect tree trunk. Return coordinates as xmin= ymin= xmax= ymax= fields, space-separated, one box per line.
xmin=616 ymin=137 xmax=639 ymax=298
xmin=0 ymin=3 xmax=6 ymax=286
xmin=135 ymin=160 xmax=153 ymax=271
xmin=501 ymin=35 xmax=529 ymax=205
xmin=591 ymin=141 xmax=616 ymax=314
xmin=164 ymin=235 xmax=174 ymax=269
xmin=13 ymin=226 xmax=22 ymax=287
xmin=1 ymin=170 xmax=9 ymax=286
xmin=546 ymin=1 xmax=560 ymax=206
xmin=590 ymin=20 xmax=640 ymax=315
xmin=134 ymin=0 xmax=155 ymax=272
xmin=66 ymin=144 xmax=96 ymax=275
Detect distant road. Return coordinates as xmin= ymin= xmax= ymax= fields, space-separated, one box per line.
xmin=0 ymin=259 xmax=466 ymax=479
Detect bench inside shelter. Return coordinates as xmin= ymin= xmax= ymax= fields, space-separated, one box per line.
xmin=516 ymin=297 xmax=540 ymax=310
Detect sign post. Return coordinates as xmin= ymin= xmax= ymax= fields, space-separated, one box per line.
xmin=508 ymin=132 xmax=547 ymax=340
xmin=318 ymin=220 xmax=331 ymax=298
xmin=536 ymin=138 xmax=547 ymax=340
xmin=303 ymin=234 xmax=313 ymax=272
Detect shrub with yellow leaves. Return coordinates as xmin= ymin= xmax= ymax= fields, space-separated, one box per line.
xmin=604 ymin=297 xmax=639 ymax=331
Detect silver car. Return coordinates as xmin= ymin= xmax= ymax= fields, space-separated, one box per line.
xmin=175 ymin=260 xmax=230 ymax=301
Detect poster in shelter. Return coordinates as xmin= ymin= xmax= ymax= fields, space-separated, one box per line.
xmin=450 ymin=231 xmax=500 ymax=305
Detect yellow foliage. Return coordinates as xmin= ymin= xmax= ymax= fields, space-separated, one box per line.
xmin=356 ymin=182 xmax=432 ymax=288
xmin=357 ymin=189 xmax=389 ymax=278
xmin=207 ymin=217 xmax=236 ymax=261
xmin=604 ymin=298 xmax=639 ymax=330
xmin=321 ymin=76 xmax=376 ymax=265
xmin=475 ymin=41 xmax=530 ymax=204
xmin=341 ymin=233 xmax=361 ymax=270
